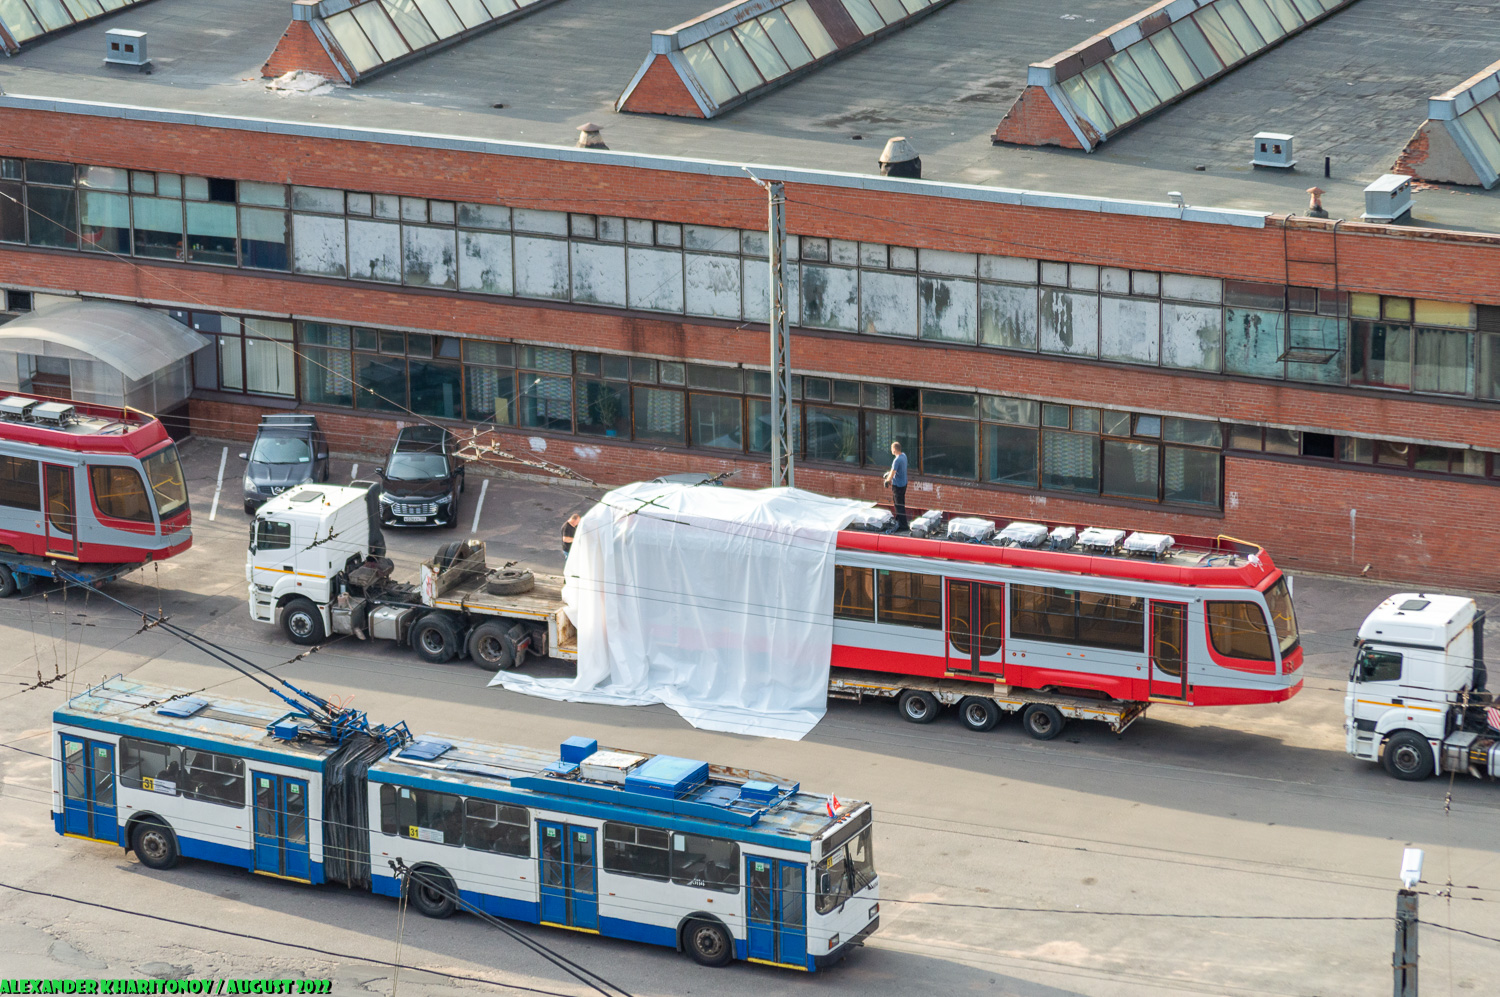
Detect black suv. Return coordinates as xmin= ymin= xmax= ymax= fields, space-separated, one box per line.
xmin=241 ymin=415 xmax=329 ymax=513
xmin=378 ymin=426 xmax=465 ymax=529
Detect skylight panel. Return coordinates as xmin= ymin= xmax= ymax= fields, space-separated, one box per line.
xmin=0 ymin=0 xmax=153 ymax=53
xmin=381 ymin=0 xmax=438 ymax=48
xmin=1458 ymin=104 xmax=1500 ymax=173
xmin=1195 ymin=7 xmax=1246 ymax=65
xmin=1396 ymin=58 xmax=1500 ymax=189
xmin=617 ymin=0 xmax=958 ymax=118
xmin=1237 ymin=0 xmax=1287 ymax=43
xmin=324 ymin=11 xmax=383 ymax=72
xmin=413 ymin=0 xmax=464 ymax=40
xmin=352 ymin=3 xmax=408 ymax=61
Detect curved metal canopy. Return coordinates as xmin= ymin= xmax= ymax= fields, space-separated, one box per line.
xmin=0 ymin=300 xmax=210 ymax=382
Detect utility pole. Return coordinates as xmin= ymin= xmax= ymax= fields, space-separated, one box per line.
xmin=1394 ymin=848 xmax=1422 ymax=997
xmin=745 ymin=169 xmax=793 ymax=487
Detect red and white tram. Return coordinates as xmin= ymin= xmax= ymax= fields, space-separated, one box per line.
xmin=831 ymin=523 xmax=1301 ymax=708
xmin=0 ymin=394 xmax=192 ymax=568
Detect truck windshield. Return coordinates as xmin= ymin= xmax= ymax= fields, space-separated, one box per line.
xmin=143 ymin=444 xmax=188 ymax=519
xmin=816 ymin=825 xmax=875 ymax=915
xmin=1264 ymin=577 xmax=1299 ymax=653
xmin=250 ymin=436 xmax=312 ymax=464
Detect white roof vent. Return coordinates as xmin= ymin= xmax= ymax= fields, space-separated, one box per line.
xmin=1362 ymin=174 xmax=1413 ymax=223
xmin=105 ymin=29 xmax=149 ymax=68
xmin=1251 ymin=132 xmax=1295 ymax=169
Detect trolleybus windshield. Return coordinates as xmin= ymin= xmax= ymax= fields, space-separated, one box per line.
xmin=1263 ymin=577 xmax=1299 ymax=653
xmin=143 ymin=444 xmax=188 ymax=519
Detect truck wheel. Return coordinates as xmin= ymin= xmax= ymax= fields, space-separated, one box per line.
xmin=1382 ymin=731 xmax=1434 ymax=781
xmin=412 ymin=613 xmax=463 ymax=664
xmin=280 ymin=598 xmax=326 ymax=646
xmin=1022 ymin=704 xmax=1066 ymax=741
xmin=0 ymin=564 xmax=16 ymax=599
xmin=467 ymin=621 xmax=515 ymax=670
xmin=958 ymin=696 xmax=1001 ymax=732
xmin=897 ymin=690 xmax=941 ymax=724
xmin=485 ymin=569 xmax=535 ymax=596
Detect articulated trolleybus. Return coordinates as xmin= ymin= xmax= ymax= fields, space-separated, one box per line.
xmin=54 ymin=677 xmax=878 ymax=972
xmin=0 ymin=394 xmax=191 ymax=595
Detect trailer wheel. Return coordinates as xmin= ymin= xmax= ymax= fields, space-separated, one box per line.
xmin=467 ymin=621 xmax=515 ymax=670
xmin=280 ymin=597 xmax=326 ymax=646
xmin=1382 ymin=731 xmax=1434 ymax=781
xmin=897 ymin=690 xmax=941 ymax=724
xmin=412 ymin=613 xmax=463 ymax=664
xmin=0 ymin=564 xmax=15 ymax=599
xmin=1021 ymin=704 xmax=1066 ymax=741
xmin=958 ymin=696 xmax=1001 ymax=732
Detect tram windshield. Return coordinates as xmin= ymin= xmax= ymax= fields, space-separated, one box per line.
xmin=143 ymin=444 xmax=188 ymax=519
xmin=1264 ymin=576 xmax=1299 ymax=653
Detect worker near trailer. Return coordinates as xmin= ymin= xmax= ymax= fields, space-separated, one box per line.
xmin=562 ymin=513 xmax=581 ymax=558
xmin=882 ymin=441 xmax=908 ymax=531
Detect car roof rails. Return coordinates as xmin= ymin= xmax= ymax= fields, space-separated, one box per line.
xmin=258 ymin=414 xmax=320 ymax=429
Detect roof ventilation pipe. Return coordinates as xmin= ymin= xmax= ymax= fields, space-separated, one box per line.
xmin=1305 ymin=187 xmax=1329 ymax=219
xmin=576 ymin=122 xmax=608 ymax=150
xmin=878 ymin=137 xmax=920 ymax=179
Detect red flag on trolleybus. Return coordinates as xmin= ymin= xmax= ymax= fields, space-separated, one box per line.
xmin=827 ymin=795 xmax=841 ymax=818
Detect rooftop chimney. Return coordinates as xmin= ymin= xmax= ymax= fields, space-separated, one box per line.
xmin=879 ymin=137 xmax=920 ymax=179
xmin=576 ymin=122 xmax=607 ymax=150
xmin=1305 ymin=187 xmax=1328 ymax=218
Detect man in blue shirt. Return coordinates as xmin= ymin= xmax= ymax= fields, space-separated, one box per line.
xmin=882 ymin=441 xmax=908 ymax=530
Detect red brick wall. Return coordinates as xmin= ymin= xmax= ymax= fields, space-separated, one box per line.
xmin=261 ymin=19 xmax=343 ymax=81
xmin=992 ymin=85 xmax=1090 ymax=149
xmin=617 ymin=55 xmax=706 ymax=118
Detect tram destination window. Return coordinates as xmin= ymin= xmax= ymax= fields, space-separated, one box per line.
xmin=876 ymin=570 xmax=942 ymax=629
xmin=833 ymin=564 xmax=874 ymax=621
xmin=464 ymin=800 xmax=531 ymax=857
xmin=1206 ymin=601 xmax=1275 ymax=661
xmin=380 ymin=784 xmax=463 ymax=845
xmin=603 ymin=822 xmax=670 ymax=882
xmin=0 ymin=455 xmax=39 ymax=511
xmin=671 ymin=832 xmax=740 ymax=893
xmin=119 ymin=736 xmax=245 ymax=808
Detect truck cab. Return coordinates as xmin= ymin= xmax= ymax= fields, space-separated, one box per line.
xmin=1346 ymin=593 xmax=1491 ymax=780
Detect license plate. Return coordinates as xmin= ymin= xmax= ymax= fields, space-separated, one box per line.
xmin=402 ymin=515 xmax=426 ymax=522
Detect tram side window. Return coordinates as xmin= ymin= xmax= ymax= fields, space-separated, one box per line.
xmin=380 ymin=784 xmax=463 ymax=845
xmin=0 ymin=454 xmax=39 ymax=511
xmin=671 ymin=832 xmax=740 ymax=893
xmin=834 ymin=565 xmax=874 ymax=621
xmin=1206 ymin=601 xmax=1275 ymax=661
xmin=464 ymin=799 xmax=531 ymax=857
xmin=89 ymin=465 xmax=154 ymax=523
xmin=1075 ymin=591 xmax=1144 ymax=651
xmin=876 ymin=570 xmax=942 ymax=629
xmin=602 ymin=822 xmax=670 ymax=883
xmin=119 ymin=736 xmax=244 ymax=808
xmin=1010 ymin=586 xmax=1144 ymax=651
xmin=1010 ymin=585 xmax=1078 ymax=642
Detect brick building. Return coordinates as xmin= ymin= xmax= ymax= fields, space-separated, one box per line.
xmin=0 ymin=0 xmax=1498 ymax=587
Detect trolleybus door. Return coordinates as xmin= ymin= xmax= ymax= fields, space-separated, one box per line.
xmin=60 ymin=735 xmax=116 ymax=842
xmin=537 ymin=821 xmax=599 ymax=931
xmin=43 ymin=464 xmax=77 ymax=557
xmin=252 ymin=773 xmax=311 ymax=881
xmin=945 ymin=579 xmax=1005 ymax=676
xmin=1150 ymin=601 xmax=1189 ymax=700
xmin=747 ymin=856 xmax=808 ymax=968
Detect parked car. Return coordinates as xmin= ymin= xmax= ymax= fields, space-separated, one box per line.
xmin=241 ymin=414 xmax=328 ymax=513
xmin=378 ymin=425 xmax=465 ymax=528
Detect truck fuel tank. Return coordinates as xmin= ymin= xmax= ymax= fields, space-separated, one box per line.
xmin=370 ymin=604 xmax=417 ymax=643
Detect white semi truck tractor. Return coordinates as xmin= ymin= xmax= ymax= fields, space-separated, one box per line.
xmin=1346 ymin=593 xmax=1496 ymax=781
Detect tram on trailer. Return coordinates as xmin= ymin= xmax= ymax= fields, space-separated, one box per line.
xmin=53 ymin=677 xmax=878 ymax=972
xmin=0 ymin=394 xmax=190 ymax=589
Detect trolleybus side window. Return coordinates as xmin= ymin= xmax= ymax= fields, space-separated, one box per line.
xmin=876 ymin=570 xmax=942 ymax=629
xmin=0 ymin=454 xmax=39 ymax=510
xmin=834 ymin=565 xmax=874 ymax=622
xmin=464 ymin=799 xmax=531 ymax=857
xmin=1206 ymin=601 xmax=1275 ymax=661
xmin=142 ymin=444 xmax=188 ymax=518
xmin=1011 ymin=585 xmax=1145 ymax=651
xmin=119 ymin=736 xmax=245 ymax=807
xmin=89 ymin=465 xmax=154 ymax=523
xmin=671 ymin=831 xmax=739 ymax=893
xmin=380 ymin=784 xmax=463 ymax=845
xmin=602 ymin=822 xmax=670 ymax=882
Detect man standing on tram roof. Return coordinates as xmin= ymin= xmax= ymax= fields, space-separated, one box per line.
xmin=882 ymin=441 xmax=908 ymax=531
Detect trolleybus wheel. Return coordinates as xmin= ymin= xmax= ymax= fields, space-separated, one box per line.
xmin=412 ymin=613 xmax=463 ymax=664
xmin=467 ymin=621 xmax=515 ymax=670
xmin=683 ymin=918 xmax=733 ymax=967
xmin=1382 ymin=731 xmax=1434 ymax=781
xmin=280 ymin=597 xmax=326 ymax=646
xmin=132 ymin=820 xmax=180 ymax=870
xmin=409 ymin=867 xmax=457 ymax=919
xmin=958 ymin=696 xmax=1001 ymax=732
xmin=0 ymin=564 xmax=15 ymax=599
xmin=897 ymin=690 xmax=941 ymax=724
xmin=1021 ymin=704 xmax=1065 ymax=741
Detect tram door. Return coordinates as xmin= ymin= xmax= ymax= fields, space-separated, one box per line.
xmin=60 ymin=735 xmax=116 ymax=842
xmin=1150 ymin=602 xmax=1189 ymax=700
xmin=946 ymin=579 xmax=1005 ymax=675
xmin=252 ymin=773 xmax=311 ymax=881
xmin=746 ymin=856 xmax=808 ymax=969
xmin=537 ymin=822 xmax=598 ymax=931
xmin=43 ymin=464 xmax=77 ymax=557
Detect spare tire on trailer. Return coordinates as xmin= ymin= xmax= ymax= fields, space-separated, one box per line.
xmin=485 ymin=568 xmax=534 ymax=596
xmin=434 ymin=541 xmax=465 ymax=572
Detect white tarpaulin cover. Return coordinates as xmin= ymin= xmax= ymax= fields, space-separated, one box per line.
xmin=490 ymin=482 xmax=871 ymax=740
